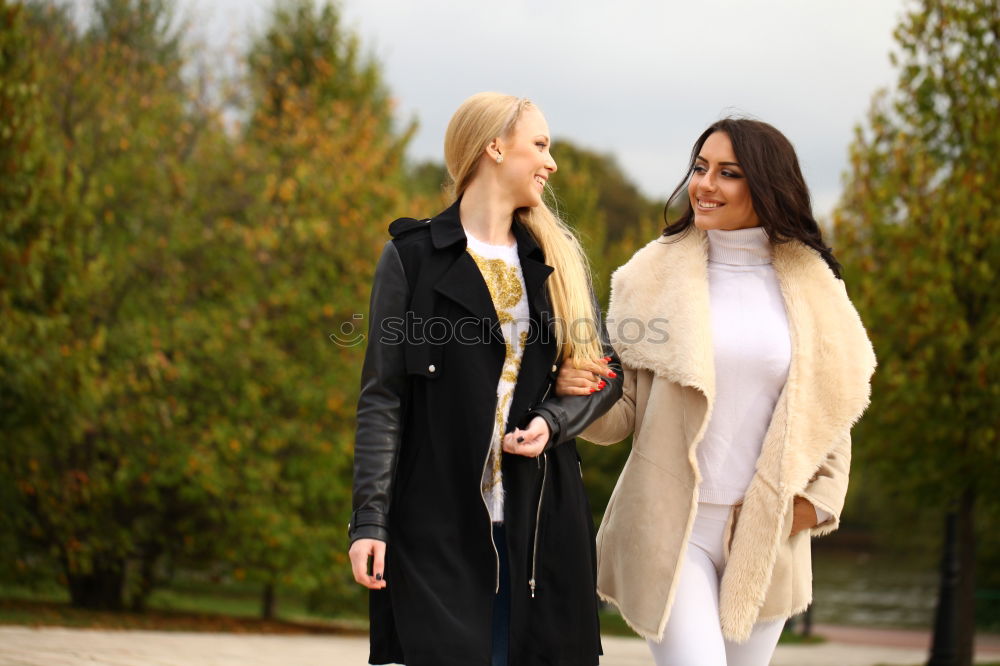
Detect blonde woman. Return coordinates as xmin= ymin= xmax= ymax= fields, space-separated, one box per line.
xmin=556 ymin=118 xmax=876 ymax=665
xmin=348 ymin=92 xmax=622 ymax=666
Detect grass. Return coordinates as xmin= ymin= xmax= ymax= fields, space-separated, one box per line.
xmin=0 ymin=581 xmax=366 ymax=635
xmin=777 ymin=630 xmax=827 ymax=645
xmin=598 ymin=608 xmax=636 ymax=637
xmin=0 ymin=598 xmax=367 ymax=635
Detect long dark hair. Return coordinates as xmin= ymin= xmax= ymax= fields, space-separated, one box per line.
xmin=662 ymin=118 xmax=842 ymax=279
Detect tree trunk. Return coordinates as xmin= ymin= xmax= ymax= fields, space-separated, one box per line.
xmin=66 ymin=557 xmax=126 ymax=611
xmin=129 ymin=550 xmax=160 ymax=612
xmin=261 ymin=581 xmax=276 ymax=620
xmin=955 ymin=487 xmax=976 ymax=665
xmin=928 ymin=488 xmax=976 ymax=666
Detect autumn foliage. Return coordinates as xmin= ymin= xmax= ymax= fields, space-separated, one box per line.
xmin=0 ymin=0 xmax=419 ymax=613
xmin=834 ymin=0 xmax=998 ymax=651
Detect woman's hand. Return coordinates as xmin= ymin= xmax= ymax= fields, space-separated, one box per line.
xmin=554 ymin=356 xmax=617 ymax=397
xmin=349 ymin=538 xmax=387 ymax=589
xmin=790 ymin=496 xmax=818 ymax=537
xmin=502 ymin=416 xmax=550 ymax=458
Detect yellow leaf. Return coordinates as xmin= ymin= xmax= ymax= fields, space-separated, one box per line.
xmin=278 ymin=178 xmax=297 ymax=202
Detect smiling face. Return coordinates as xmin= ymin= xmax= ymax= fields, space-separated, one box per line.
xmin=495 ymin=106 xmax=557 ymax=209
xmin=688 ymin=130 xmax=760 ymax=230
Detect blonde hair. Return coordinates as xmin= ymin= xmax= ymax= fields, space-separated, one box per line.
xmin=444 ymin=92 xmax=603 ymax=364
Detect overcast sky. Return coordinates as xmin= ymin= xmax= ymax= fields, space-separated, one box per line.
xmin=175 ymin=0 xmax=909 ymax=219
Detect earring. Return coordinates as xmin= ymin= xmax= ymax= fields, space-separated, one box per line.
xmin=496 ymin=155 xmax=504 ymax=165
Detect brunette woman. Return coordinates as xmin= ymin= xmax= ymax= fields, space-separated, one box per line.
xmin=348 ymin=92 xmax=622 ymax=666
xmin=558 ymin=118 xmax=876 ymax=665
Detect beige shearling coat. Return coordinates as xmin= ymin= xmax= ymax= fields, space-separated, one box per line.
xmin=583 ymin=228 xmax=876 ymax=643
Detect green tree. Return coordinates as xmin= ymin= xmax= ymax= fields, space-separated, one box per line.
xmin=214 ymin=0 xmax=416 ymax=618
xmin=1 ymin=0 xmax=232 ymax=610
xmin=0 ymin=0 xmax=54 ymax=586
xmin=833 ymin=0 xmax=999 ymax=660
xmin=1 ymin=0 xmax=422 ymax=618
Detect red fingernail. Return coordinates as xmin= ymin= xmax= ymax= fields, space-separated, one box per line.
xmin=589 ymin=388 xmax=595 ymax=393
xmin=608 ymin=371 xmax=617 ymax=378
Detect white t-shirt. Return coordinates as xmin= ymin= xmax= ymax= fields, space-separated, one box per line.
xmin=465 ymin=231 xmax=530 ymax=523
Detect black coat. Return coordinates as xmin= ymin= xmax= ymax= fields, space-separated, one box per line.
xmin=349 ymin=200 xmax=623 ymax=666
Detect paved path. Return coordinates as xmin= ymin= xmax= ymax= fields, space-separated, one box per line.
xmin=814 ymin=623 xmax=1000 ymax=653
xmin=2 ymin=625 xmax=999 ymax=665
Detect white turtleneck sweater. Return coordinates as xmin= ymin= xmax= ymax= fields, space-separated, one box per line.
xmin=697 ymin=226 xmax=791 ymax=506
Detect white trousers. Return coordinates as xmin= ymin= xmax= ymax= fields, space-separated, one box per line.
xmin=647 ymin=503 xmax=784 ymax=666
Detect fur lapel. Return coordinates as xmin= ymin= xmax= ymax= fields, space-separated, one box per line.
xmin=606 ymin=231 xmax=716 ymax=401
xmin=768 ymin=238 xmax=876 ymax=488
xmin=606 ymin=228 xmax=876 ymax=488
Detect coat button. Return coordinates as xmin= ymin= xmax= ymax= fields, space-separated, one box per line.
xmin=551 ymin=364 xmax=558 ymax=372
xmin=428 ymin=364 xmax=436 ymax=373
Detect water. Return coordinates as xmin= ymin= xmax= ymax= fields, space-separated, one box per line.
xmin=811 ymin=547 xmax=939 ymax=629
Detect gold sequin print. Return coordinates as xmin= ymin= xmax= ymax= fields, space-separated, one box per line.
xmin=500 ymin=331 xmax=529 ymax=383
xmin=482 ymin=393 xmax=512 ymax=497
xmin=468 ymin=249 xmax=524 ymax=313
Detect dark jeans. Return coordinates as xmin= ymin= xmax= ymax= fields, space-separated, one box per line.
xmin=491 ymin=522 xmax=510 ymax=666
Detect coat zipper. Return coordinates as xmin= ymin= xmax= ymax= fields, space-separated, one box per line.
xmin=527 ymin=372 xmax=556 ymax=597
xmin=529 ymin=451 xmax=548 ymax=598
xmin=531 ymin=375 xmax=554 ymax=471
xmin=481 ymin=396 xmax=500 ymax=594
xmin=537 ymin=380 xmax=552 ymax=406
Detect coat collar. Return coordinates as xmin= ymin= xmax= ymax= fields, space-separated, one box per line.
xmin=430 ymin=199 xmax=546 ymax=260
xmin=430 ymin=199 xmax=553 ymax=319
xmin=607 ymin=227 xmax=876 ymax=482
xmin=429 ymin=198 xmax=467 ymax=250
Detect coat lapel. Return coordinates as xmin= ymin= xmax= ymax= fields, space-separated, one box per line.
xmin=435 ymin=252 xmax=503 ymax=325
xmin=606 ymin=228 xmax=876 ymax=487
xmin=430 ymin=202 xmax=555 ymax=331
xmin=606 ymin=230 xmax=716 ymax=402
xmin=430 ymin=200 xmax=503 ymax=332
xmin=509 ymin=218 xmax=555 ymax=425
xmin=716 ymin=238 xmax=876 ymax=641
xmin=768 ymin=240 xmax=877 ymax=488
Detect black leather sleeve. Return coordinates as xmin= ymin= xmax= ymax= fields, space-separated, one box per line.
xmin=350 ymin=241 xmax=409 ymax=544
xmin=529 ymin=309 xmax=624 ymax=448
